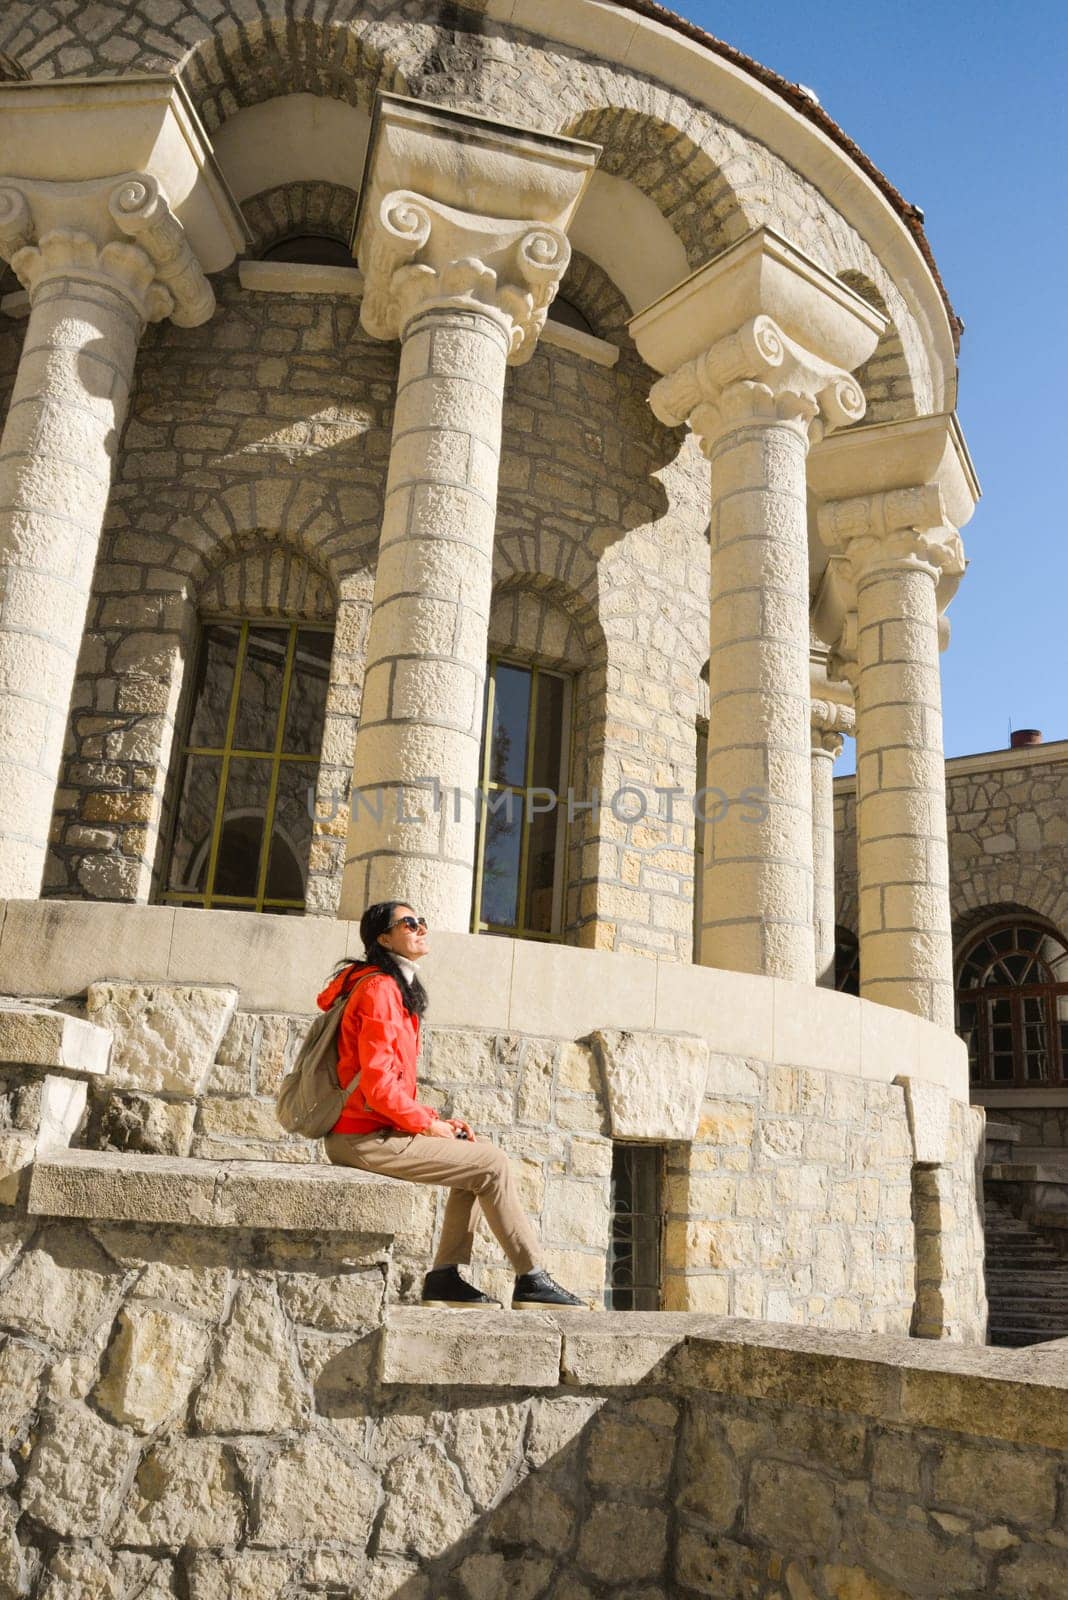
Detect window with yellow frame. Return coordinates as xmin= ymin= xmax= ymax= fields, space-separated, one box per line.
xmin=472 ymin=658 xmax=572 ymax=940
xmin=161 ymin=619 xmax=333 ymax=914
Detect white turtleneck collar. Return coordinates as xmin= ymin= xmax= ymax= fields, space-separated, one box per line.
xmin=392 ymin=952 xmax=419 ymax=984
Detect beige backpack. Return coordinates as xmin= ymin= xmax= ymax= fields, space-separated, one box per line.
xmin=276 ymin=970 xmax=374 ymax=1138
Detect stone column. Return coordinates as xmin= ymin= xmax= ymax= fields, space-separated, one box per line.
xmin=810 ymin=696 xmax=854 ymax=987
xmin=337 ymin=99 xmax=597 ymax=929
xmin=0 ymin=177 xmax=215 ymax=899
xmin=820 ymin=496 xmax=965 ymax=1028
xmin=631 ymin=233 xmax=884 ymax=980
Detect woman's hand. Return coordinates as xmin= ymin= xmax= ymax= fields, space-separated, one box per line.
xmin=426 ymin=1117 xmax=475 ymax=1140
xmin=427 ymin=1118 xmax=460 ymax=1139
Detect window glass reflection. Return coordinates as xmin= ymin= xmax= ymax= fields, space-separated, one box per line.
xmin=474 ymin=659 xmax=570 ymax=940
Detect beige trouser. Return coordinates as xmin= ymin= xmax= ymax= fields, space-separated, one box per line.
xmin=323 ymin=1130 xmax=540 ymax=1275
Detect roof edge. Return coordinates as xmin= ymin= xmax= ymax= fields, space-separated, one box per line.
xmin=608 ymin=0 xmax=962 ymax=351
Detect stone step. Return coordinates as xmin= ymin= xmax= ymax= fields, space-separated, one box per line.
xmin=27 ymin=1147 xmax=421 ymax=1235
xmin=987 ymin=1310 xmax=1068 ymax=1330
xmin=1011 ymin=1146 xmax=1068 ymax=1166
xmin=985 ymin=1120 xmax=1022 ymax=1145
xmin=0 ymin=1000 xmax=111 ymax=1074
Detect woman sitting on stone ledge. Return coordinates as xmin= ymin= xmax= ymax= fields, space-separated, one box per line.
xmin=320 ymin=900 xmax=585 ymax=1310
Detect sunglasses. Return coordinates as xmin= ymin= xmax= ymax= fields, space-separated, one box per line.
xmin=388 ymin=915 xmax=427 ymax=932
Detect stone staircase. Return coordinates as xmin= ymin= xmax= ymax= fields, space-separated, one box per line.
xmin=984 ymin=1120 xmax=1068 ymax=1347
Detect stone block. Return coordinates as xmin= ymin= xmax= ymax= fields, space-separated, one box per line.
xmin=560 ymin=1316 xmax=694 ymax=1386
xmin=87 ymin=981 xmax=238 ymax=1094
xmin=453 ymin=1401 xmax=527 ymax=1509
xmin=558 ymin=1041 xmax=599 ymax=1092
xmin=506 ymin=942 xmax=656 ymax=1037
xmin=516 ymin=1040 xmax=555 ymax=1124
xmin=98 ymin=1091 xmax=195 ymax=1158
xmin=0 ymin=1227 xmax=119 ymax=1349
xmin=748 ymin=1459 xmax=839 ymax=1555
xmin=0 ymin=1131 xmax=34 ymax=1204
xmin=195 ymin=1283 xmax=307 ymax=1434
xmin=29 ymin=1149 xmax=419 ymax=1235
xmin=678 ymin=1405 xmax=741 ymax=1529
xmin=381 ymin=1308 xmax=561 ymax=1387
xmin=577 ymin=1502 xmax=667 ymax=1582
xmin=0 ymin=1003 xmax=111 ymax=1074
xmin=186 ymin=1552 xmax=297 ymax=1600
xmin=21 ymin=1402 xmax=138 ymax=1537
xmin=591 ymin=1028 xmax=709 ymax=1141
xmin=256 ymin=1438 xmax=379 ymax=1545
xmin=427 ymin=1029 xmax=496 ymax=1084
xmin=895 ymin=1075 xmax=950 ymax=1165
xmin=586 ymin=1408 xmax=673 ymax=1491
xmin=0 ymin=1336 xmax=47 ymax=1448
xmin=197 ymin=1095 xmax=285 ymax=1141
xmin=278 ymin=1266 xmax=385 ymax=1330
xmin=94 ymin=1302 xmax=211 ymax=1431
xmin=0 ymin=908 xmax=175 ymax=1006
xmin=543 ymin=1176 xmax=609 ymax=1249
xmin=36 ymin=1073 xmax=89 ymax=1151
xmin=378 ymin=1443 xmax=474 ymax=1560
xmin=115 ymin=1438 xmax=245 ymax=1549
xmin=931 ymin=1439 xmax=1056 ymax=1528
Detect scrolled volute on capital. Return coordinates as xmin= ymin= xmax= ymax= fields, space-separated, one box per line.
xmin=648 ymin=314 xmax=866 ymax=452
xmin=0 ymin=172 xmax=214 ymax=327
xmin=359 ymin=188 xmax=570 ymax=364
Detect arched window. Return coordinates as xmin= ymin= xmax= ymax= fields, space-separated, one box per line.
xmin=548 ymin=296 xmax=595 ymax=336
xmin=956 ymin=921 xmax=1068 ymax=1088
xmin=260 ymin=234 xmax=354 ymax=268
xmin=163 ymin=620 xmax=333 ymax=914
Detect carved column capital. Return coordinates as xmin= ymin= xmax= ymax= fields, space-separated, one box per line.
xmin=818 ymin=485 xmax=966 ymax=590
xmin=358 ymin=189 xmax=570 ymax=364
xmin=648 ymin=313 xmax=866 ymax=453
xmin=811 ymin=697 xmax=854 ymax=758
xmin=0 ymin=173 xmax=214 ymax=326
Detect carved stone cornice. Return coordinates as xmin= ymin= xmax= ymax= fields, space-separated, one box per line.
xmin=0 ymin=173 xmax=213 ymax=326
xmin=358 ymin=189 xmax=570 ymax=364
xmin=648 ymin=312 xmax=866 ymax=452
xmin=818 ymin=488 xmax=966 ymax=589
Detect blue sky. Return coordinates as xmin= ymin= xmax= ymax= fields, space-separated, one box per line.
xmin=675 ymin=1 xmax=1067 ymax=766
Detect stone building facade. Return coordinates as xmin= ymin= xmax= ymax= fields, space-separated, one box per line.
xmin=0 ymin=2 xmax=1053 ymax=1591
xmin=836 ymin=736 xmax=1068 ymax=1140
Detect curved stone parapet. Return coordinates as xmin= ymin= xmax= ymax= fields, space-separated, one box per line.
xmin=0 ymin=899 xmax=968 ymax=1098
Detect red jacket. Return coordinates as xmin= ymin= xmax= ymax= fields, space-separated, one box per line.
xmin=316 ymin=963 xmax=436 ymax=1136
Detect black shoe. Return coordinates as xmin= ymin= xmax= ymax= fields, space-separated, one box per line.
xmin=421 ymin=1266 xmax=501 ymax=1308
xmin=512 ymin=1268 xmax=586 ymax=1309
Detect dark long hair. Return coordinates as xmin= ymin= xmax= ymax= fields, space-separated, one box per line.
xmin=330 ymin=899 xmax=428 ymax=1019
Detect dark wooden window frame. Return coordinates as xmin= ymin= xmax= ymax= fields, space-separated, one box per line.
xmin=956 ymin=920 xmax=1068 ymax=1090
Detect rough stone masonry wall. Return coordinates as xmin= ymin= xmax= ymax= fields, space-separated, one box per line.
xmin=0 ymin=1199 xmax=1061 ymax=1600
xmin=663 ymin=1061 xmax=986 ymax=1341
xmin=77 ymin=990 xmax=986 ymax=1338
